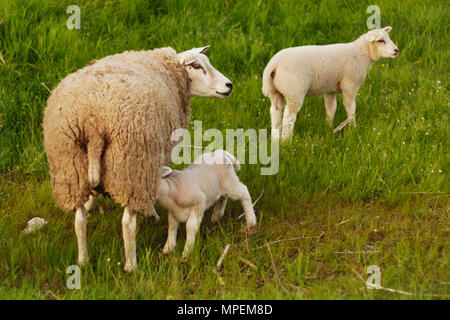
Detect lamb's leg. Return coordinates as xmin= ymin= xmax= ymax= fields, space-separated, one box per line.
xmin=281 ymin=94 xmax=305 ymax=141
xmin=75 ymin=206 xmax=88 ymax=266
xmin=182 ymin=206 xmax=203 ymax=258
xmin=162 ymin=212 xmax=179 ymax=254
xmin=122 ymin=207 xmax=137 ymax=272
xmin=269 ymin=92 xmax=284 ymax=140
xmin=211 ymin=196 xmax=228 ymax=223
xmin=324 ymin=93 xmax=337 ymax=127
xmin=225 ymin=180 xmax=257 ymax=232
xmin=342 ymin=91 xmax=357 ymax=126
xmin=83 ymin=192 xmax=97 ymax=213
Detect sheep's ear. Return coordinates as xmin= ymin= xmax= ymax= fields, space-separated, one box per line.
xmin=179 ymin=54 xmax=198 ymax=65
xmin=161 ymin=166 xmax=173 ymax=178
xmin=382 ymin=26 xmax=392 ymax=33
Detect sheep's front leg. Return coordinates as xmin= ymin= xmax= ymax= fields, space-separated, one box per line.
xmin=122 ymin=207 xmax=137 ymax=272
xmin=324 ymin=93 xmax=337 ymax=127
xmin=281 ymin=95 xmax=305 ymax=141
xmin=269 ymin=92 xmax=284 ymax=140
xmin=211 ymin=196 xmax=228 ymax=223
xmin=75 ymin=206 xmax=88 ymax=266
xmin=162 ymin=212 xmax=179 ymax=254
xmin=182 ymin=207 xmax=203 ymax=258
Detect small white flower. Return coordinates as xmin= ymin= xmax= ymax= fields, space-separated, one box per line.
xmin=404 ymin=127 xmax=407 ymax=130
xmin=374 ymin=229 xmax=377 ymax=232
xmin=425 ymin=132 xmax=429 ymax=135
xmin=107 ymin=258 xmax=111 ymax=262
xmin=378 ymin=132 xmax=380 ymax=135
xmin=437 ymin=80 xmax=441 ymax=84
xmin=431 ymin=169 xmax=434 ymax=173
xmin=118 ymin=262 xmax=121 ymax=265
xmin=402 ymin=141 xmax=406 ymax=144
xmin=439 ymin=170 xmax=442 ymax=173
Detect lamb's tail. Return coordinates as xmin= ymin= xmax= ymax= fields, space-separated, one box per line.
xmin=262 ymin=60 xmax=278 ymax=97
xmin=222 ymin=151 xmax=240 ymax=172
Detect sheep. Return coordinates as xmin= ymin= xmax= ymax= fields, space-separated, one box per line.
xmin=262 ymin=27 xmax=399 ymax=140
xmin=43 ymin=45 xmax=233 ymax=272
xmin=155 ymin=150 xmax=257 ymax=258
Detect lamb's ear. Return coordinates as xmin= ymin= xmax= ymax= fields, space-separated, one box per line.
xmin=196 ymin=45 xmax=210 ymax=54
xmin=382 ymin=26 xmax=392 ymax=33
xmin=161 ymin=166 xmax=173 ymax=178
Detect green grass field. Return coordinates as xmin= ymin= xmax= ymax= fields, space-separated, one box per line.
xmin=0 ymin=0 xmax=448 ymax=299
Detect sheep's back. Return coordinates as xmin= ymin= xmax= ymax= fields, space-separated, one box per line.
xmin=43 ymin=48 xmax=191 ymax=212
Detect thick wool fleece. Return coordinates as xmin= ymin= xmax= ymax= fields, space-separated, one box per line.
xmin=43 ymin=47 xmax=191 ymax=213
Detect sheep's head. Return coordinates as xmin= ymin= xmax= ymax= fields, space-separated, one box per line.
xmin=365 ymin=26 xmax=399 ymax=61
xmin=178 ymin=45 xmax=233 ymax=99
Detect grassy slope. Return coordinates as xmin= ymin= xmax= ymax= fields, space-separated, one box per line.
xmin=0 ymin=0 xmax=448 ymax=299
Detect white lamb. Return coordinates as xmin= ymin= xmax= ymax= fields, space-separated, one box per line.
xmin=262 ymin=27 xmax=399 ymax=140
xmin=155 ymin=150 xmax=257 ymax=258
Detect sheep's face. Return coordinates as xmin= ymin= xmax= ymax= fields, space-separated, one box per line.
xmin=178 ymin=46 xmax=233 ymax=99
xmin=366 ymin=27 xmax=399 ymax=60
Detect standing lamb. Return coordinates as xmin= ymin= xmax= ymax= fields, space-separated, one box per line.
xmin=262 ymin=27 xmax=399 ymax=140
xmin=43 ymin=45 xmax=233 ymax=272
xmin=155 ymin=150 xmax=257 ymax=258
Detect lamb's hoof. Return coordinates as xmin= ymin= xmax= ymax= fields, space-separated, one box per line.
xmin=174 ymin=256 xmax=188 ymax=264
xmin=245 ymin=224 xmax=257 ymax=237
xmin=123 ymin=263 xmax=137 ymax=273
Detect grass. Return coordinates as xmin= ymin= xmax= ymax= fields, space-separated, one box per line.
xmin=0 ymin=0 xmax=448 ymax=299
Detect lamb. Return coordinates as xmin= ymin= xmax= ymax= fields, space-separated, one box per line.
xmin=262 ymin=27 xmax=399 ymax=140
xmin=43 ymin=45 xmax=233 ymax=272
xmin=155 ymin=150 xmax=257 ymax=258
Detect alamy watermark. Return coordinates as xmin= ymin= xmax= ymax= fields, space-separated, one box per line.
xmin=171 ymin=121 xmax=279 ymax=175
xmin=366 ymin=5 xmax=381 ymax=29
xmin=66 ymin=265 xmax=81 ymax=289
xmin=66 ymin=5 xmax=81 ymax=30
xmin=366 ymin=265 xmax=381 ymax=289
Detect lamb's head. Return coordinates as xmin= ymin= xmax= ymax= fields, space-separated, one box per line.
xmin=365 ymin=27 xmax=399 ymax=61
xmin=178 ymin=46 xmax=233 ymax=99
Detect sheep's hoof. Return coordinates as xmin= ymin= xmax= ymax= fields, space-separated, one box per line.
xmin=77 ymin=258 xmax=89 ymax=267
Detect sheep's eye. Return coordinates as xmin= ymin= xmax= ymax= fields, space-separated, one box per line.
xmin=191 ymin=62 xmax=203 ymax=70
xmin=377 ymin=39 xmax=385 ymax=43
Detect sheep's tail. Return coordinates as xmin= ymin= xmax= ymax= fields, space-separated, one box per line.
xmin=87 ymin=130 xmax=105 ymax=188
xmin=223 ymin=151 xmax=240 ymax=172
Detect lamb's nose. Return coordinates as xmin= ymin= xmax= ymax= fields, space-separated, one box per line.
xmin=226 ymin=82 xmax=233 ymax=91
xmin=394 ymin=49 xmax=399 ymax=55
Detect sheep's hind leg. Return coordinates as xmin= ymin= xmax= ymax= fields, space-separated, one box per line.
xmin=269 ymin=92 xmax=284 ymax=140
xmin=324 ymin=93 xmax=337 ymax=127
xmin=162 ymin=212 xmax=179 ymax=254
xmin=211 ymin=196 xmax=228 ymax=223
xmin=75 ymin=206 xmax=88 ymax=266
xmin=281 ymin=94 xmax=305 ymax=141
xmin=122 ymin=207 xmax=137 ymax=272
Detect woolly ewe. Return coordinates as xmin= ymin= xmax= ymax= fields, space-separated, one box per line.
xmin=43 ymin=46 xmax=232 ymax=271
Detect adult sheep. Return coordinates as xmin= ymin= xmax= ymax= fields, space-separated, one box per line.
xmin=262 ymin=27 xmax=399 ymax=140
xmin=43 ymin=45 xmax=232 ymax=272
